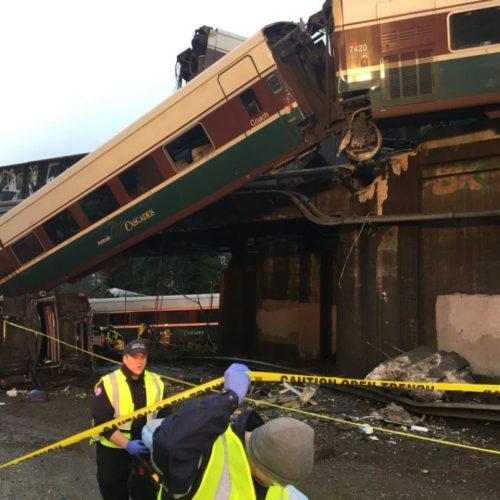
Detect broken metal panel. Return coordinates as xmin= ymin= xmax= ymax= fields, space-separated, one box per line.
xmin=0 ymin=293 xmax=92 ymax=385
xmin=0 ymin=295 xmax=37 ymax=385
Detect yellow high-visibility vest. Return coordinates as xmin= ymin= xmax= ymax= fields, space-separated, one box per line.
xmin=157 ymin=426 xmax=297 ymax=499
xmin=92 ymin=369 xmax=164 ymax=448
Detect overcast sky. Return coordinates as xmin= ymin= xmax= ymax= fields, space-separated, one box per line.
xmin=0 ymin=0 xmax=319 ymax=167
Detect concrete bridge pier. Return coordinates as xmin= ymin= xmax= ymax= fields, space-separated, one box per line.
xmin=220 ymin=236 xmax=338 ymax=364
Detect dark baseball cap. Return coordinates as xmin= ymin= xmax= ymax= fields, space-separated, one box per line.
xmin=124 ymin=339 xmax=148 ymax=355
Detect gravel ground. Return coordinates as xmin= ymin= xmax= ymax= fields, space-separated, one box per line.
xmin=0 ymin=362 xmax=499 ymax=500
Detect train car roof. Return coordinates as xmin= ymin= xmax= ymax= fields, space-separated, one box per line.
xmin=334 ymin=0 xmax=490 ymax=28
xmin=89 ymin=293 xmax=220 ymax=313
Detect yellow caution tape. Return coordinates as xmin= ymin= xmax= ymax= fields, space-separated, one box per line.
xmin=1 ymin=371 xmax=500 ymax=470
xmin=3 ymin=321 xmax=199 ymax=388
xmin=0 ymin=376 xmax=225 ymax=470
xmin=6 ymin=320 xmax=500 ymax=394
xmin=4 ymin=321 xmax=119 ymax=366
xmin=252 ymin=397 xmax=500 ymax=457
xmin=253 ymin=372 xmax=500 ymax=394
xmin=1 ymin=321 xmax=500 ymax=470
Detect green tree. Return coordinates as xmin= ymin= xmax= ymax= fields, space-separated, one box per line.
xmin=102 ymin=253 xmax=229 ymax=296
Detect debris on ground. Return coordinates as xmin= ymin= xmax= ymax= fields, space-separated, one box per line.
xmin=365 ymin=346 xmax=475 ymax=401
xmin=369 ymin=402 xmax=422 ymax=426
xmin=358 ymin=423 xmax=374 ymax=435
xmin=27 ymin=389 xmax=49 ymax=402
xmin=410 ymin=425 xmax=429 ymax=433
xmin=1 ymin=361 xmax=499 ymax=500
xmin=264 ymin=382 xmax=319 ymax=409
xmin=300 ymin=383 xmax=319 ymax=405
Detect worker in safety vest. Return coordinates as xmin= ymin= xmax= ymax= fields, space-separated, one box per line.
xmin=91 ymin=339 xmax=168 ymax=500
xmin=143 ymin=363 xmax=313 ymax=500
xmin=100 ymin=324 xmax=125 ymax=352
xmin=137 ymin=323 xmax=154 ymax=341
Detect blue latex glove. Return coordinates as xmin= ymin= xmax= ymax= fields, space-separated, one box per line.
xmin=126 ymin=439 xmax=149 ymax=456
xmin=224 ymin=363 xmax=250 ymax=403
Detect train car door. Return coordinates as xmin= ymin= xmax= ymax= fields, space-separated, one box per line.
xmin=56 ymin=293 xmax=93 ymax=372
xmin=376 ymin=0 xmax=439 ymax=112
xmin=37 ymin=297 xmax=60 ymax=365
xmin=217 ymin=55 xmax=261 ymax=136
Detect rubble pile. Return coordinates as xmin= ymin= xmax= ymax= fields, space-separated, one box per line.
xmin=365 ymin=346 xmax=475 ymax=402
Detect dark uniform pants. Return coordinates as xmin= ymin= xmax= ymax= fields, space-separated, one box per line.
xmin=96 ymin=443 xmax=158 ymax=500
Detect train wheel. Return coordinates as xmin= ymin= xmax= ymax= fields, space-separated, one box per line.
xmin=344 ymin=113 xmax=382 ymax=162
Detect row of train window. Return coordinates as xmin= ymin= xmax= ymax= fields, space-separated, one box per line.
xmin=93 ymin=308 xmax=220 ymax=326
xmin=10 ymin=158 xmax=165 ymax=267
xmin=8 ymin=141 xmax=200 ymax=267
xmin=6 ymin=78 xmax=279 ymax=271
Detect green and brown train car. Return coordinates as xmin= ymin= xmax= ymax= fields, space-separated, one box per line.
xmin=0 ymin=22 xmax=332 ymax=296
xmin=330 ymin=0 xmax=500 ymax=160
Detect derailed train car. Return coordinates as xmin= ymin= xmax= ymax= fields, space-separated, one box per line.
xmin=0 ymin=22 xmax=335 ymax=297
xmin=330 ymin=0 xmax=500 ymax=160
xmin=0 ymin=293 xmax=93 ymax=386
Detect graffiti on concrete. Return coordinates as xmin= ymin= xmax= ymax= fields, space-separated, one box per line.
xmin=0 ymin=155 xmax=84 ymax=207
xmin=0 ymin=168 xmax=24 ymax=202
xmin=431 ymin=161 xmax=490 ymax=196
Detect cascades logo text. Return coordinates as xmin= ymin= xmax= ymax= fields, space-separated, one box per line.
xmin=124 ymin=209 xmax=156 ymax=231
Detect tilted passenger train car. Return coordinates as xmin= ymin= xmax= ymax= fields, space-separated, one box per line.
xmin=330 ymin=0 xmax=500 ymax=160
xmin=0 ymin=22 xmax=332 ymax=296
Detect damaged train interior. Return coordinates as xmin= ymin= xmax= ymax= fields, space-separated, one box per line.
xmin=0 ymin=293 xmax=92 ymax=388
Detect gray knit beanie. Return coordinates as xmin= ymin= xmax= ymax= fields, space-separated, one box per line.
xmin=247 ymin=417 xmax=314 ymax=485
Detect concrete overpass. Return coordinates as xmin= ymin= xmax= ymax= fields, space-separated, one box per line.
xmin=2 ymin=121 xmax=500 ymax=378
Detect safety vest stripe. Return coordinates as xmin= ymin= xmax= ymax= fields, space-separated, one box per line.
xmin=108 ymin=372 xmax=120 ymax=416
xmin=215 ymin=434 xmax=231 ymax=499
xmin=104 ymin=371 xmax=132 ymax=432
xmin=149 ymin=375 xmax=162 ymax=421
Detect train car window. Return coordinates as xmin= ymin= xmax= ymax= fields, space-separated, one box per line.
xmin=43 ymin=209 xmax=81 ymax=245
xmin=164 ymin=124 xmax=214 ymax=172
xmin=109 ymin=313 xmax=130 ymax=325
xmin=119 ymin=159 xmax=164 ymax=199
xmin=240 ymin=88 xmax=263 ymax=118
xmin=92 ymin=315 xmax=108 ymax=327
xmin=267 ymin=74 xmax=284 ymax=94
xmin=137 ymin=312 xmax=156 ymax=324
xmin=0 ymin=249 xmax=16 ymax=280
xmin=79 ymin=184 xmax=119 ymax=224
xmin=11 ymin=232 xmax=44 ymax=265
xmin=449 ymin=7 xmax=500 ymax=50
xmin=165 ymin=310 xmax=191 ymax=323
xmin=196 ymin=309 xmax=220 ymax=323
